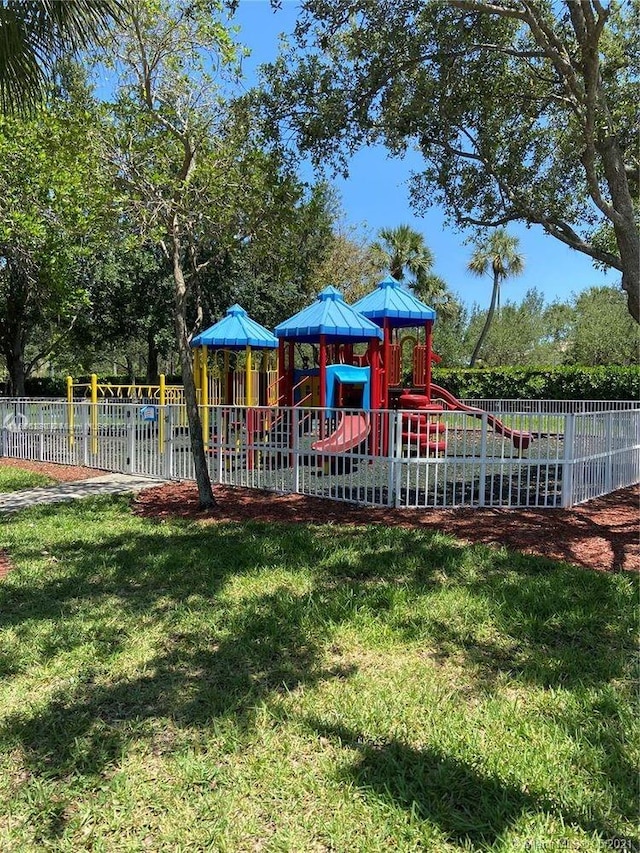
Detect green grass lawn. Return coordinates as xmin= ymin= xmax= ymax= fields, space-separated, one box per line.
xmin=0 ymin=496 xmax=637 ymax=852
xmin=0 ymin=466 xmax=55 ymax=493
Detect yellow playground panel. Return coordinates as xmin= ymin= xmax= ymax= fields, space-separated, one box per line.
xmin=193 ymin=348 xmax=278 ymax=408
xmin=66 ymin=373 xmax=185 ymax=454
xmin=190 ymin=305 xmax=280 ymax=446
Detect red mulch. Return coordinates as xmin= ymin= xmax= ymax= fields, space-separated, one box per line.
xmin=0 ymin=550 xmax=12 ymax=580
xmin=133 ymin=482 xmax=640 ymax=574
xmin=0 ymin=458 xmax=105 ymax=483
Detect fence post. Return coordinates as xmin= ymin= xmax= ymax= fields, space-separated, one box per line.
xmin=127 ymin=405 xmax=135 ymax=474
xmin=217 ymin=408 xmax=224 ymax=485
xmin=82 ymin=402 xmax=90 ymax=466
xmin=386 ymin=410 xmax=395 ymax=507
xmin=66 ymin=375 xmax=75 ymax=449
xmin=38 ymin=404 xmax=44 ymax=462
xmin=164 ymin=404 xmax=173 ymax=480
xmin=561 ymin=413 xmax=575 ymax=508
xmin=293 ymin=406 xmax=300 ymax=495
xmin=478 ymin=411 xmax=488 ymax=508
xmin=158 ymin=374 xmax=166 ymax=458
xmin=90 ymin=373 xmax=98 ymax=457
xmin=393 ymin=410 xmax=404 ymax=508
xmin=605 ymin=411 xmax=613 ymax=495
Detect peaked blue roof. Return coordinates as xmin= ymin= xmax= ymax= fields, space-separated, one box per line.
xmin=352 ymin=276 xmax=436 ymax=327
xmin=191 ymin=304 xmax=278 ymax=349
xmin=275 ymin=286 xmax=383 ymax=343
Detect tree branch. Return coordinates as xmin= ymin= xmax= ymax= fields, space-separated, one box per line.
xmin=26 ymin=312 xmax=80 ymax=375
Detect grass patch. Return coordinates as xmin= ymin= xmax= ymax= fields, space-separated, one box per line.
xmin=0 ymin=466 xmax=55 ymax=492
xmin=0 ymin=496 xmax=637 ymax=852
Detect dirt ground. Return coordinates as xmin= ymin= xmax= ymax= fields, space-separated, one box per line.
xmin=0 ymin=459 xmax=637 ymax=575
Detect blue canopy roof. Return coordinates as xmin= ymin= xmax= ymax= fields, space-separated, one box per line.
xmin=191 ymin=304 xmax=278 ymax=349
xmin=352 ymin=275 xmax=436 ymax=327
xmin=275 ymin=286 xmax=383 ymax=343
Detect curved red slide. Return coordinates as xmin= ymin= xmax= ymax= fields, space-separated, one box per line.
xmin=407 ymin=384 xmax=532 ymax=451
xmin=311 ymin=413 xmax=370 ymax=453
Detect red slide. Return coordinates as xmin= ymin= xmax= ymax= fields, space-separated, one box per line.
xmin=311 ymin=413 xmax=370 ymax=453
xmin=408 ymin=384 xmax=532 ymax=451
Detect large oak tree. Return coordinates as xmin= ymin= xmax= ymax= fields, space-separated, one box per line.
xmin=263 ymin=0 xmax=639 ymax=322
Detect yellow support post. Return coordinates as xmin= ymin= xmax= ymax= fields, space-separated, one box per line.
xmin=193 ymin=347 xmax=200 ymax=399
xmin=90 ymin=372 xmax=98 ymax=456
xmin=245 ymin=345 xmax=252 ymax=407
xmin=67 ymin=375 xmax=74 ymax=447
xmin=223 ymin=351 xmax=229 ymax=405
xmin=158 ymin=373 xmax=166 ymax=454
xmin=201 ymin=345 xmax=209 ymax=447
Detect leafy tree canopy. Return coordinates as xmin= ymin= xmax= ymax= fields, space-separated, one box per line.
xmin=568 ymin=285 xmax=638 ymax=366
xmin=262 ymin=0 xmax=640 ymax=322
xmin=0 ymin=67 xmax=116 ymax=393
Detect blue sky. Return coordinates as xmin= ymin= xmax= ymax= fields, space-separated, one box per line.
xmin=232 ymin=0 xmax=614 ymax=312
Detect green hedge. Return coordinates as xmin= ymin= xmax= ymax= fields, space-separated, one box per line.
xmin=14 ymin=366 xmax=640 ymax=401
xmin=432 ymin=366 xmax=640 ymax=401
xmin=20 ymin=375 xmax=183 ymax=398
xmin=21 ymin=377 xmax=68 ymax=398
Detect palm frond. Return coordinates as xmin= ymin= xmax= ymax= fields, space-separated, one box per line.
xmin=0 ymin=0 xmax=124 ymax=113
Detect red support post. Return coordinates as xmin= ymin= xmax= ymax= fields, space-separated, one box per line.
xmin=319 ymin=334 xmax=327 ymax=408
xmin=425 ymin=320 xmax=434 ymax=402
xmin=369 ymin=336 xmax=381 ymax=456
xmin=369 ymin=337 xmax=381 ymax=410
xmin=383 ymin=318 xmax=391 ymax=409
xmin=287 ymin=341 xmax=295 ymax=406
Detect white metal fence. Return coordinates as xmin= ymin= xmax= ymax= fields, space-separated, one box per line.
xmin=1 ymin=399 xmax=638 ymax=509
xmin=460 ymin=398 xmax=640 ymax=414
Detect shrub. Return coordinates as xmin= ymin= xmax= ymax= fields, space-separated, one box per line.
xmin=432 ymin=366 xmax=639 ymax=401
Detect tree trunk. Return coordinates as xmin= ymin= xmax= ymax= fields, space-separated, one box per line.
xmin=146 ymin=328 xmax=159 ymax=384
xmin=3 ymin=314 xmax=27 ymax=396
xmin=470 ymin=275 xmax=499 ymax=367
xmin=5 ymin=341 xmax=26 ymax=396
xmin=171 ymin=234 xmax=216 ymax=509
xmin=125 ymin=355 xmax=135 ymax=385
xmin=617 ymin=229 xmax=640 ymax=324
xmin=1 ymin=264 xmax=29 ymax=396
xmin=599 ymin=137 xmax=640 ymax=323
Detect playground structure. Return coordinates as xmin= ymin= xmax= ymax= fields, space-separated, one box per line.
xmin=66 ymin=305 xmax=280 ymax=456
xmin=4 ymin=279 xmax=638 ymax=509
xmin=64 ymin=276 xmax=534 ymax=468
xmin=271 ymin=277 xmax=532 ymax=462
xmin=190 ymin=304 xmax=279 ymax=410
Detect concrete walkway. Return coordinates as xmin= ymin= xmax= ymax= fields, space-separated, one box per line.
xmin=0 ymin=473 xmax=166 ymax=514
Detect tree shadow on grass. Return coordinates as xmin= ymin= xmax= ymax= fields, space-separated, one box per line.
xmin=0 ymin=503 xmax=637 ymax=846
xmin=308 ymin=720 xmax=631 ymax=851
xmin=6 ymin=586 xmax=356 ymax=778
xmin=404 ymin=550 xmax=637 ymax=690
xmin=2 ymin=521 xmax=413 ymax=783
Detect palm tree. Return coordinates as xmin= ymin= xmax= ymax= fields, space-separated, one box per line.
xmin=467 ymin=229 xmax=525 ymax=366
xmin=0 ymin=1 xmax=122 ymax=113
xmin=372 ymin=224 xmax=436 ymax=293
